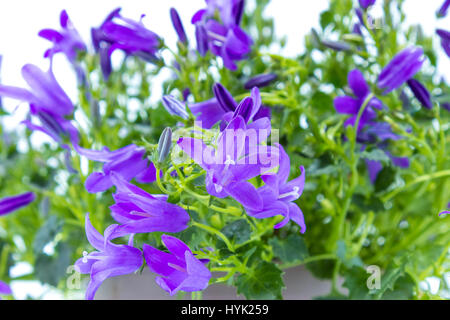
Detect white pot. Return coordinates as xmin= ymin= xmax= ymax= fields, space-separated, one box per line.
xmin=94 ymin=265 xmax=343 ymax=300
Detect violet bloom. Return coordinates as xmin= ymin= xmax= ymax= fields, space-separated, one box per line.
xmin=74 ymin=144 xmax=156 ymax=193
xmin=74 ymin=214 xmax=143 ymax=300
xmin=178 ymin=116 xmax=277 ymax=210
xmin=334 ymin=69 xmax=383 ymax=134
xmin=436 ymin=29 xmax=450 ymax=58
xmin=38 ymin=10 xmax=86 ymax=64
xmin=0 ymin=61 xmax=78 ymax=145
xmin=192 ymin=0 xmax=252 ymax=70
xmin=92 ymin=8 xmax=161 ymax=80
xmin=143 ymin=234 xmax=211 ymax=295
xmin=162 ymin=95 xmax=189 ymax=119
xmin=246 ymin=145 xmax=306 ymax=233
xmin=378 ymin=47 xmax=425 ymax=94
xmin=407 ymin=79 xmax=433 ymax=109
xmin=437 ymin=0 xmax=450 ymax=17
xmin=0 ymin=192 xmax=35 ymax=216
xmin=0 ymin=281 xmax=12 ymax=299
xmin=359 ymin=0 xmax=376 ymax=9
xmin=107 ymin=174 xmax=190 ymax=239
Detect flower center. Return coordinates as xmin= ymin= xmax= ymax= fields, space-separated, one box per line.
xmin=278 ymin=187 xmax=300 ymax=200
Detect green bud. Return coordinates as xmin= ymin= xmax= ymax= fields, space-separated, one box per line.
xmin=157 ymin=127 xmax=173 ymax=163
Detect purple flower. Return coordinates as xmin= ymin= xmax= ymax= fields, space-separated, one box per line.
xmin=244 ymin=73 xmax=278 ymax=90
xmin=107 ymin=174 xmax=190 ymax=239
xmin=246 ymin=145 xmax=306 ymax=233
xmin=378 ymin=47 xmax=425 ymax=94
xmin=170 ymin=8 xmax=188 ymax=44
xmin=190 ymin=84 xmax=270 ymax=130
xmin=407 ymin=79 xmax=433 ymax=109
xmin=38 ymin=10 xmax=86 ymax=64
xmin=92 ymin=8 xmax=161 ymax=80
xmin=177 ymin=116 xmax=277 ymax=210
xmin=0 ymin=192 xmax=35 ymax=216
xmin=334 ymin=69 xmax=383 ymax=134
xmin=192 ymin=0 xmax=252 ymax=70
xmin=143 ymin=235 xmax=211 ymax=295
xmin=162 ymin=95 xmax=189 ymax=119
xmin=359 ymin=0 xmax=376 ymax=9
xmin=436 ymin=29 xmax=450 ymax=57
xmin=74 ymin=143 xmax=156 ymax=193
xmin=437 ymin=0 xmax=450 ymax=17
xmin=0 ymin=281 xmax=12 ymax=299
xmin=0 ymin=61 xmax=78 ymax=144
xmin=74 ymin=214 xmax=143 ymax=300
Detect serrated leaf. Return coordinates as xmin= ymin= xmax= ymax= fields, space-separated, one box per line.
xmin=34 ymin=242 xmax=72 ymax=287
xmin=361 ymin=149 xmax=391 ymax=164
xmin=235 ymin=261 xmax=284 ymax=300
xmin=221 ymin=219 xmax=251 ymax=245
xmin=269 ymin=234 xmax=309 ymax=264
xmin=33 ymin=215 xmax=62 ymax=254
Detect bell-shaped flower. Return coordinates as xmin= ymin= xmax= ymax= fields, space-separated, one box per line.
xmin=0 ymin=60 xmax=78 ymax=145
xmin=192 ymin=0 xmax=252 ymax=70
xmin=74 ymin=143 xmax=156 ymax=193
xmin=143 ymin=235 xmax=211 ymax=296
xmin=0 ymin=192 xmax=35 ymax=216
xmin=246 ymin=144 xmax=306 ymax=233
xmin=178 ymin=116 xmax=277 ymax=210
xmin=334 ymin=69 xmax=383 ymax=134
xmin=107 ymin=174 xmax=190 ymax=239
xmin=92 ymin=8 xmax=161 ymax=79
xmin=38 ymin=10 xmax=86 ymax=64
xmin=74 ymin=214 xmax=143 ymax=300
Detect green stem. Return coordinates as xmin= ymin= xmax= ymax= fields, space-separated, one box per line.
xmin=191 ymin=221 xmax=234 ymax=252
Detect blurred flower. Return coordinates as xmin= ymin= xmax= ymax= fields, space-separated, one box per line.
xmin=359 ymin=0 xmax=376 ymax=9
xmin=92 ymin=8 xmax=161 ymax=80
xmin=74 ymin=144 xmax=156 ymax=193
xmin=437 ymin=0 xmax=450 ymax=17
xmin=143 ymin=235 xmax=211 ymax=295
xmin=247 ymin=144 xmax=306 ymax=233
xmin=439 ymin=203 xmax=450 ymax=216
xmin=107 ymin=174 xmax=190 ymax=239
xmin=192 ymin=0 xmax=252 ymax=70
xmin=178 ymin=116 xmax=277 ymax=210
xmin=436 ymin=29 xmax=450 ymax=57
xmin=334 ymin=69 xmax=383 ymax=134
xmin=406 ymin=79 xmax=433 ymax=109
xmin=378 ymin=46 xmax=425 ymax=94
xmin=244 ymin=73 xmax=278 ymax=90
xmin=0 ymin=281 xmax=12 ymax=299
xmin=74 ymin=214 xmax=143 ymax=300
xmin=170 ymin=8 xmax=187 ymax=44
xmin=0 ymin=61 xmax=79 ymax=145
xmin=38 ymin=10 xmax=86 ymax=64
xmin=0 ymin=192 xmax=35 ymax=216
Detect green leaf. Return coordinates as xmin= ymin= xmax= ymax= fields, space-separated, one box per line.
xmin=269 ymin=234 xmax=309 ymax=264
xmin=34 ymin=242 xmax=72 ymax=287
xmin=235 ymin=261 xmax=284 ymax=299
xmin=221 ymin=219 xmax=251 ymax=245
xmin=320 ymin=11 xmax=334 ymax=30
xmin=361 ymin=149 xmax=391 ymax=164
xmin=374 ymin=166 xmax=396 ymax=193
xmin=33 ymin=215 xmax=62 ymax=255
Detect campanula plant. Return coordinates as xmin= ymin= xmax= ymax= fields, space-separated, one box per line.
xmin=0 ymin=0 xmax=448 ymax=301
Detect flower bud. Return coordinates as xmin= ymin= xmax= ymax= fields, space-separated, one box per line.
xmin=157 ymin=127 xmax=173 ymax=163
xmin=244 ymin=73 xmax=278 ymax=90
xmin=407 ymin=79 xmax=432 ymax=109
xmin=170 ymin=8 xmax=187 ymax=44
xmin=162 ymin=95 xmax=189 ymax=119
